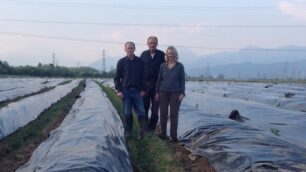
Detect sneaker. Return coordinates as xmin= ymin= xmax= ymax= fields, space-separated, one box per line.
xmin=147 ymin=128 xmax=155 ymax=133
xmin=170 ymin=137 xmax=178 ymax=143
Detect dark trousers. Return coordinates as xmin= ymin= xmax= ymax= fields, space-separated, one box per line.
xmin=143 ymin=82 xmax=159 ymax=130
xmin=159 ymin=91 xmax=181 ymax=138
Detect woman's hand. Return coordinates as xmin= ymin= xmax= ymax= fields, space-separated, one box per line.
xmin=178 ymin=94 xmax=184 ymax=102
xmin=155 ymin=94 xmax=159 ymax=101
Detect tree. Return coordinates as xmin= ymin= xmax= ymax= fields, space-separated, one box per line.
xmin=0 ymin=60 xmax=11 ymax=74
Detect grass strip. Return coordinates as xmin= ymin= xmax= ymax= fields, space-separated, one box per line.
xmin=100 ymin=84 xmax=185 ymax=172
xmin=0 ymin=87 xmax=55 ymax=109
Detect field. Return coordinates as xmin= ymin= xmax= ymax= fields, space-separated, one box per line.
xmin=1 ymin=77 xmax=306 ymax=171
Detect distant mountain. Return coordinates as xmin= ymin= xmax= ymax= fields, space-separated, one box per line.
xmin=187 ymin=45 xmax=306 ymax=67
xmin=89 ymin=45 xmax=306 ymax=79
xmin=90 ymin=56 xmax=120 ymax=72
xmin=189 ymin=60 xmax=306 ymax=79
xmin=186 ymin=46 xmax=306 ymax=78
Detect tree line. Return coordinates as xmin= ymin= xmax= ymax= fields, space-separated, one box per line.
xmin=0 ymin=60 xmax=114 ymax=77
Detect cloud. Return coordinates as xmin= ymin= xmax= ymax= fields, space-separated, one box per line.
xmin=278 ymin=0 xmax=306 ymax=21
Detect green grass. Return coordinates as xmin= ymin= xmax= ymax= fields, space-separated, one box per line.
xmin=100 ymin=84 xmax=185 ymax=172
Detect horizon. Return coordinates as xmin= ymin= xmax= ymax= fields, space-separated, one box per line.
xmin=2 ymin=44 xmax=306 ymax=68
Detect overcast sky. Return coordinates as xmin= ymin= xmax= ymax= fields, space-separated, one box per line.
xmin=0 ymin=0 xmax=306 ymax=67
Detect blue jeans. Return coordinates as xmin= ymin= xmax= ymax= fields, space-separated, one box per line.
xmin=122 ymin=87 xmax=145 ymax=118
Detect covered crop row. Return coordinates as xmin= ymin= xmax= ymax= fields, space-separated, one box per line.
xmin=0 ymin=78 xmax=67 ymax=102
xmin=17 ymin=80 xmax=131 ymax=172
xmin=0 ymin=79 xmax=80 ymax=139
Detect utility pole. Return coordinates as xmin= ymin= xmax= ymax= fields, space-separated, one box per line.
xmin=204 ymin=62 xmax=210 ymax=78
xmin=282 ymin=61 xmax=288 ymax=79
xmin=52 ymin=52 xmax=56 ymax=66
xmin=102 ymin=49 xmax=106 ymax=73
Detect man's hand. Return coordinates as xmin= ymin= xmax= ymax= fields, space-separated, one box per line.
xmin=140 ymin=91 xmax=145 ymax=97
xmin=117 ymin=92 xmax=123 ymax=98
xmin=155 ymin=94 xmax=159 ymax=101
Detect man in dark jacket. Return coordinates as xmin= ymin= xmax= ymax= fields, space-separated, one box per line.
xmin=140 ymin=36 xmax=165 ymax=131
xmin=114 ymin=41 xmax=147 ymax=139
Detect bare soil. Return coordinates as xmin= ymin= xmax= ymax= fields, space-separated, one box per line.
xmin=169 ymin=141 xmax=216 ymax=172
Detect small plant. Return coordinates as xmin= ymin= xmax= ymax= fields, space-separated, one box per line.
xmin=270 ymin=128 xmax=280 ymax=136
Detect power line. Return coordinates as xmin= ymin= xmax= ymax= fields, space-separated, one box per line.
xmin=1 ymin=19 xmax=306 ymax=28
xmin=0 ymin=30 xmax=127 ymax=44
xmin=0 ymin=0 xmax=306 ymax=11
xmin=0 ymin=31 xmax=306 ymax=52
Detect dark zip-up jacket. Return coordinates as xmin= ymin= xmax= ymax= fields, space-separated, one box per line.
xmin=114 ymin=56 xmax=145 ymax=92
xmin=140 ymin=49 xmax=165 ymax=83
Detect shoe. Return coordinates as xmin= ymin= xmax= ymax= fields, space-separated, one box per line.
xmin=158 ymin=134 xmax=167 ymax=140
xmin=147 ymin=128 xmax=154 ymax=133
xmin=138 ymin=129 xmax=145 ymax=140
xmin=170 ymin=137 xmax=178 ymax=143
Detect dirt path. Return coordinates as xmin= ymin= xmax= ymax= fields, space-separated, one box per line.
xmin=169 ymin=141 xmax=216 ymax=172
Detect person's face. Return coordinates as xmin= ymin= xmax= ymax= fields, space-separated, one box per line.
xmin=125 ymin=43 xmax=135 ymax=57
xmin=147 ymin=38 xmax=158 ymax=52
xmin=166 ymin=49 xmax=175 ymax=61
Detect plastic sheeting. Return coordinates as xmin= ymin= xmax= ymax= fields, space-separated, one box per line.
xmin=0 ymin=78 xmax=67 ymax=102
xmin=176 ymin=81 xmax=306 ymax=171
xmin=184 ymin=82 xmax=306 ymax=147
xmin=179 ymin=103 xmax=306 ymax=171
xmin=17 ymin=80 xmax=132 ymax=172
xmin=188 ymin=81 xmax=306 ymax=112
xmin=0 ymin=80 xmax=80 ymax=139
